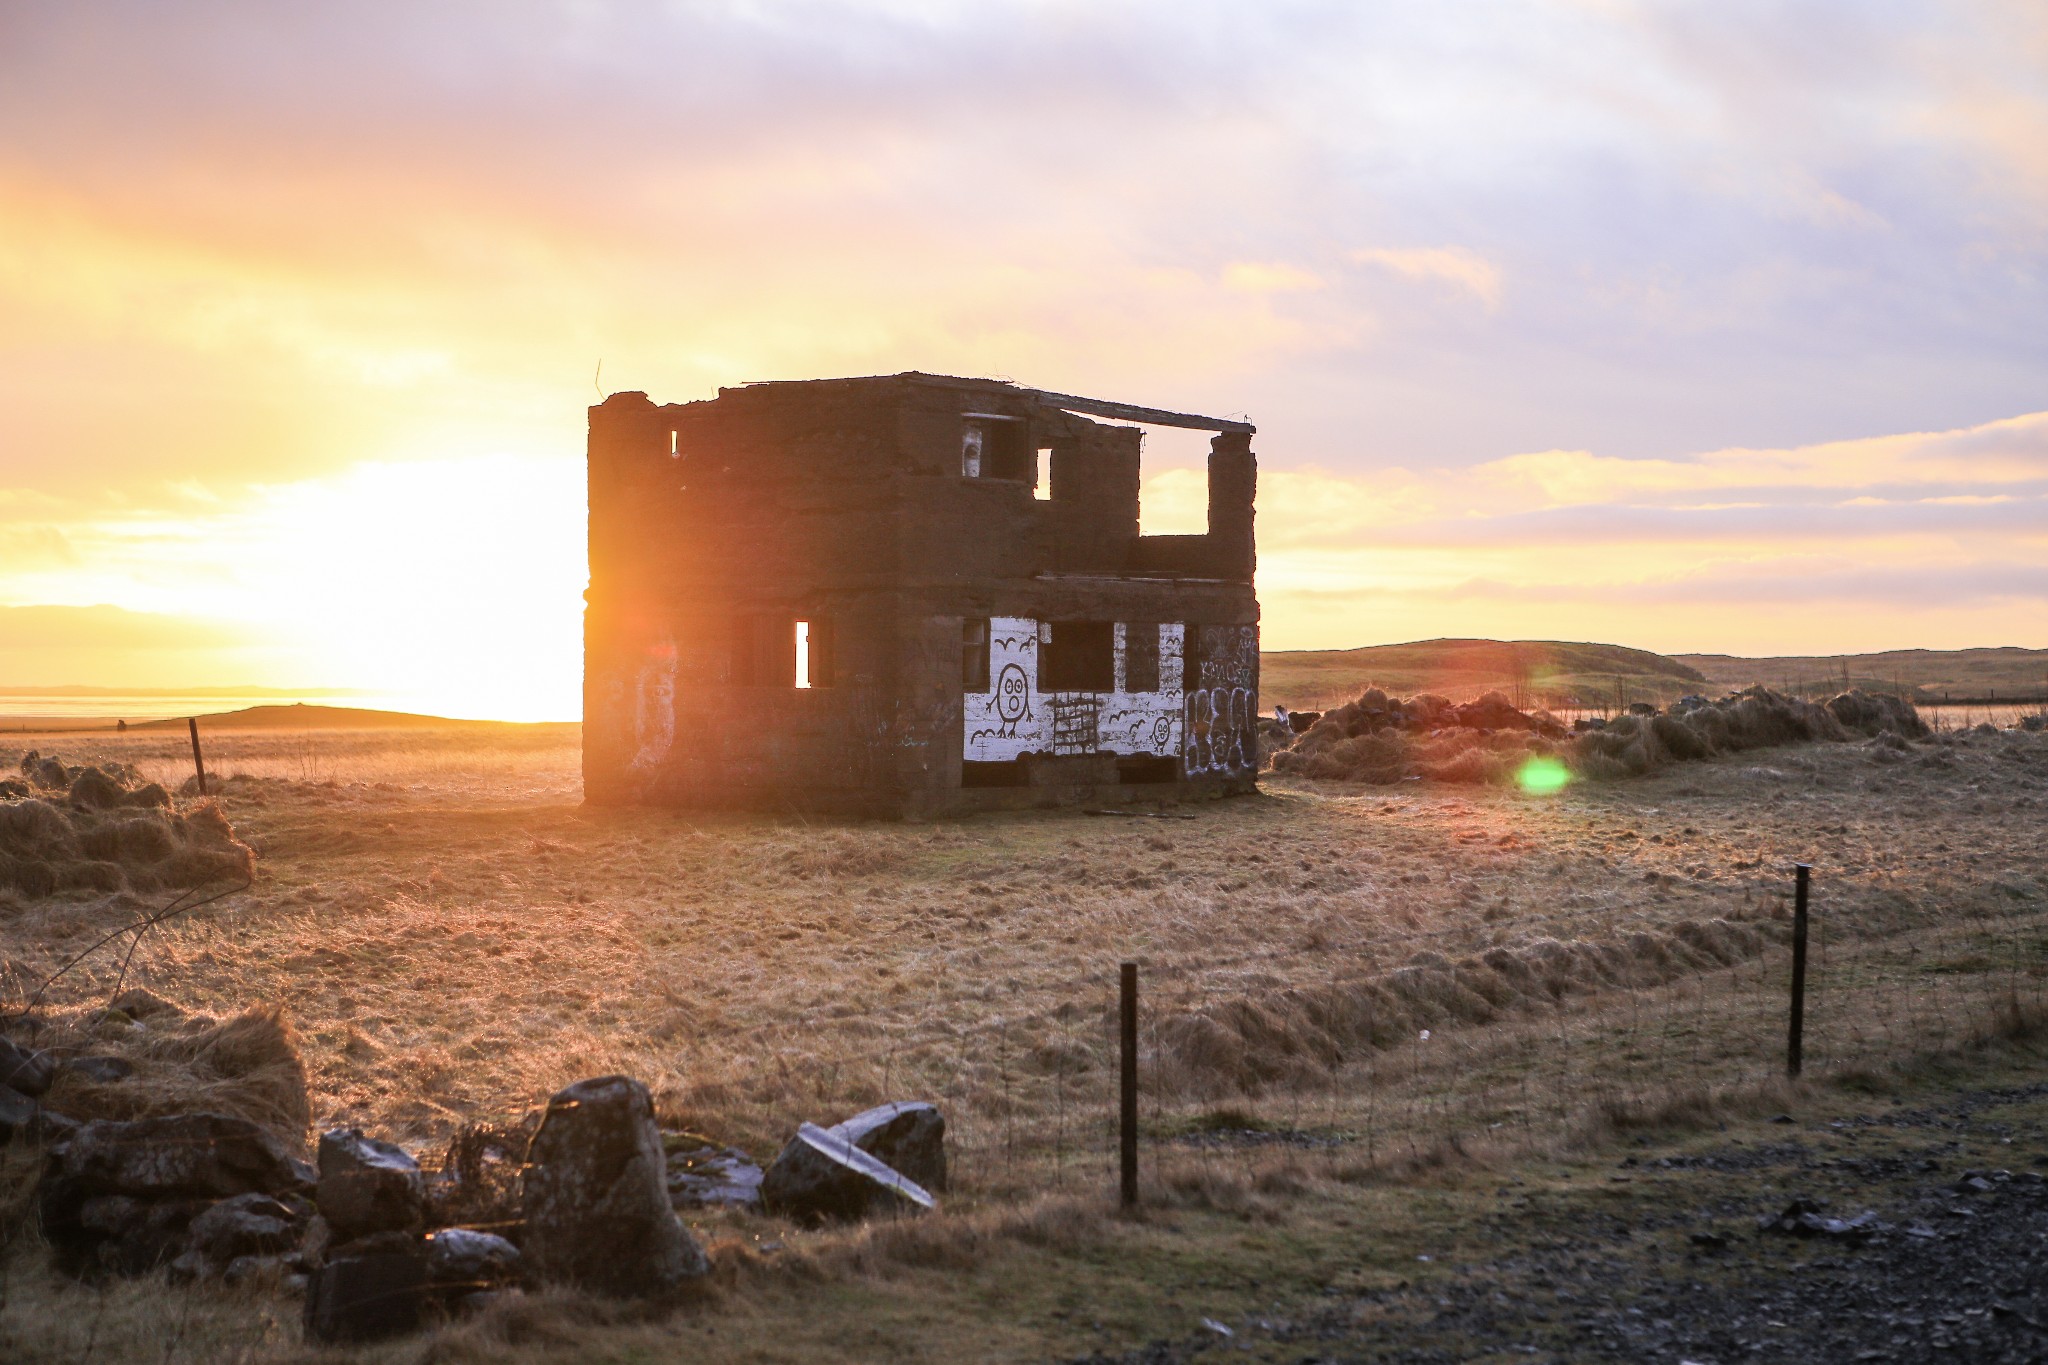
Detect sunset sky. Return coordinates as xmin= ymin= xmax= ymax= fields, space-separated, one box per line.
xmin=2 ymin=2 xmax=2045 ymax=720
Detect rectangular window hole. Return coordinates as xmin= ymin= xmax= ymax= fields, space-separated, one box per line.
xmin=961 ymin=414 xmax=1031 ymax=481
xmin=1136 ymin=426 xmax=1213 ymax=536
xmin=1034 ymin=447 xmax=1051 ymax=499
xmin=962 ymin=618 xmax=990 ymax=691
xmin=1041 ymin=621 xmax=1115 ymax=692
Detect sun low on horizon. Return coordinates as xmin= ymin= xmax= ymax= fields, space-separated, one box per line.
xmin=3 ymin=3 xmax=2045 ymax=720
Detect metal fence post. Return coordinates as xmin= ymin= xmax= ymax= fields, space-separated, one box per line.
xmin=1120 ymin=961 xmax=1138 ymax=1207
xmin=187 ymin=717 xmax=209 ymax=796
xmin=1788 ymin=864 xmax=1811 ymax=1077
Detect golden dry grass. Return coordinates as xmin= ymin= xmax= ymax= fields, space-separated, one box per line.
xmin=1 ymin=719 xmax=2044 ymax=1361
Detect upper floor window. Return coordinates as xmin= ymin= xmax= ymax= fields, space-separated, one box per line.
xmin=961 ymin=421 xmax=986 ymax=478
xmin=961 ymin=415 xmax=1032 ymax=481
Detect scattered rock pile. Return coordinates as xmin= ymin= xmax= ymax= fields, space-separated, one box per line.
xmin=0 ymin=751 xmax=254 ymax=898
xmin=664 ymin=1131 xmax=766 ymax=1209
xmin=36 ymin=1111 xmax=316 ymax=1279
xmin=10 ymin=1013 xmax=950 ymax=1344
xmin=1270 ymin=687 xmax=1929 ymax=786
xmin=303 ymin=1124 xmax=521 ymax=1342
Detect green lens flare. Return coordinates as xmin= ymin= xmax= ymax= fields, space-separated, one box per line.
xmin=1517 ymin=755 xmax=1570 ymax=795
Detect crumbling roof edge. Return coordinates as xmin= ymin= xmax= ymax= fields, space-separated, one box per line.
xmin=722 ymin=371 xmax=1255 ymax=435
xmin=1022 ymin=388 xmax=1254 ymax=436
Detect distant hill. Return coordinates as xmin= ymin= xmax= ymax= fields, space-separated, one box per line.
xmin=1675 ymin=647 xmax=2048 ymax=702
xmin=1260 ymin=639 xmax=1706 ymax=711
xmin=1261 ymin=640 xmax=2048 ymax=711
xmin=134 ymin=704 xmax=564 ymax=731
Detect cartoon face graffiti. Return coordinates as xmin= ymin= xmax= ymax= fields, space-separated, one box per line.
xmin=995 ymin=663 xmax=1031 ymax=728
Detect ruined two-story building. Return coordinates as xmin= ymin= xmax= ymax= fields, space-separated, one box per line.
xmin=583 ymin=372 xmax=1258 ymax=817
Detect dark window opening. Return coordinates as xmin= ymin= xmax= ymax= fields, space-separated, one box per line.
xmin=1123 ymin=623 xmax=1160 ymax=692
xmin=1041 ymin=621 xmax=1115 ymax=692
xmin=962 ymin=618 xmax=990 ymax=691
xmin=1117 ymin=755 xmax=1178 ymax=784
xmin=962 ymin=416 xmax=1032 ymax=482
xmin=961 ymin=759 xmax=1028 ymax=788
xmin=1183 ymin=626 xmax=1202 ymax=692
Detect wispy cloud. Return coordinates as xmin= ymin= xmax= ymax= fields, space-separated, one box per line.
xmin=1349 ymin=247 xmax=1502 ymax=308
xmin=1239 ymin=410 xmax=2048 ymax=655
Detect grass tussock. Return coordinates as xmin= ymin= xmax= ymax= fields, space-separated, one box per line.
xmin=1154 ymin=914 xmax=1773 ymax=1093
xmin=0 ymin=751 xmax=253 ymax=899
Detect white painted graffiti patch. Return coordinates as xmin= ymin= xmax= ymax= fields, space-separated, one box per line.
xmin=964 ymin=616 xmax=1184 ymax=762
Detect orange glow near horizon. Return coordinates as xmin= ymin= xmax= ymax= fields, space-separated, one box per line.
xmin=5 ymin=410 xmax=2043 ymax=723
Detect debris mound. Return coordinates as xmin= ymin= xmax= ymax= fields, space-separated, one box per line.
xmin=1270 ymin=687 xmax=1924 ymax=786
xmin=0 ymin=751 xmax=253 ymax=898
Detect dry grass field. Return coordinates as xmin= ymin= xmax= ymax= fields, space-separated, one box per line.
xmin=3 ymin=717 xmax=2047 ymax=1362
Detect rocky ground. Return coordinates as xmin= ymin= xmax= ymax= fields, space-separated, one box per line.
xmin=1080 ymin=1075 xmax=2048 ymax=1364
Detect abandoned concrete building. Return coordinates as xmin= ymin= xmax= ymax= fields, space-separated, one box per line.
xmin=583 ymin=372 xmax=1259 ymax=816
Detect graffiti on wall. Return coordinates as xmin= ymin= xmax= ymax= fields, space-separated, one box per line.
xmin=627 ymin=637 xmax=678 ymax=774
xmin=964 ymin=616 xmax=1183 ymax=762
xmin=1183 ymin=686 xmax=1249 ymax=775
xmin=1183 ymin=624 xmax=1256 ymax=776
xmin=1050 ymin=695 xmax=1101 ymax=754
xmin=965 ymin=618 xmax=1041 ymax=754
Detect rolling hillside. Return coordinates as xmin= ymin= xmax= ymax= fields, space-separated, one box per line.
xmin=133 ymin=704 xmax=564 ymax=731
xmin=1259 ymin=639 xmax=1707 ymax=711
xmin=1675 ymin=647 xmax=2048 ymax=701
xmin=1261 ymin=639 xmax=2048 ymax=711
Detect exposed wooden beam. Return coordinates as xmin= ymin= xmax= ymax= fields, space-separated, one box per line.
xmin=1026 ymin=390 xmax=1255 ymax=435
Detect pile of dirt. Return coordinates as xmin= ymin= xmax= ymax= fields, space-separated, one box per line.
xmin=1269 ymin=687 xmax=1926 ymax=786
xmin=0 ymin=751 xmax=255 ymax=898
